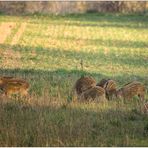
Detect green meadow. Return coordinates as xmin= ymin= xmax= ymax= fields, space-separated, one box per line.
xmin=0 ymin=13 xmax=148 ymax=146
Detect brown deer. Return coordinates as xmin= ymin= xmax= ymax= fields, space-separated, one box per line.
xmin=79 ymin=86 xmax=107 ymax=103
xmin=0 ymin=76 xmax=29 ymax=98
xmin=96 ymin=78 xmax=110 ymax=87
xmin=74 ymin=76 xmax=96 ymax=97
xmin=116 ymin=81 xmax=146 ymax=101
xmin=0 ymin=76 xmax=14 ymax=89
xmin=97 ymin=78 xmax=117 ymax=100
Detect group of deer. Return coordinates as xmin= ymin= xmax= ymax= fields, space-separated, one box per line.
xmin=74 ymin=76 xmax=146 ymax=103
xmin=0 ymin=76 xmax=29 ymax=98
xmin=0 ymin=75 xmax=147 ymax=113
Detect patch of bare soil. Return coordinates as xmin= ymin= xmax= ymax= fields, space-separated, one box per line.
xmin=0 ymin=22 xmax=16 ymax=44
xmin=11 ymin=23 xmax=27 ymax=45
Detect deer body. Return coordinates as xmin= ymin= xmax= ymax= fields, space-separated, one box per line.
xmin=97 ymin=78 xmax=117 ymax=100
xmin=0 ymin=76 xmax=29 ymax=98
xmin=80 ymin=86 xmax=106 ymax=102
xmin=116 ymin=81 xmax=146 ymax=101
xmin=74 ymin=76 xmax=107 ymax=102
xmin=75 ymin=76 xmax=96 ymax=96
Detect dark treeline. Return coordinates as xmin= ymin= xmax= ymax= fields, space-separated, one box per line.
xmin=0 ymin=1 xmax=148 ymax=15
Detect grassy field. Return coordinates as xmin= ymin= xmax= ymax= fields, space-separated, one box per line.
xmin=0 ymin=13 xmax=148 ymax=146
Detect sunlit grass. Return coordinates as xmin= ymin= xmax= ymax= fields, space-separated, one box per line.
xmin=0 ymin=13 xmax=148 ymax=146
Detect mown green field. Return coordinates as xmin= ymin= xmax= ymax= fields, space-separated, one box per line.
xmin=0 ymin=13 xmax=148 ymax=146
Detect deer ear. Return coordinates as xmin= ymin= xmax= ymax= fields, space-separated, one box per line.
xmin=104 ymin=81 xmax=109 ymax=89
